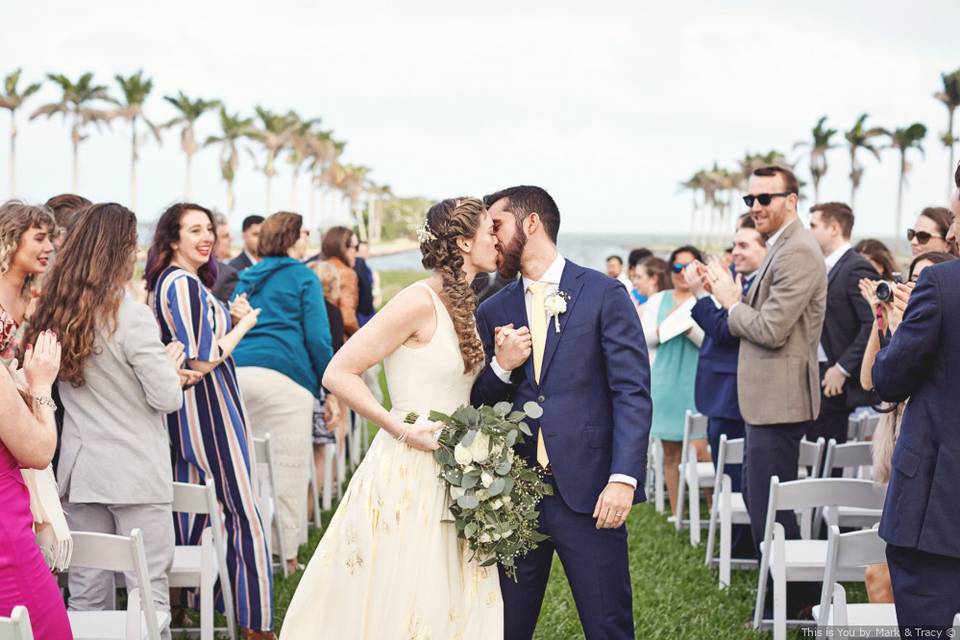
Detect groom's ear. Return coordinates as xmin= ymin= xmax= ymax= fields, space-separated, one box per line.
xmin=525 ymin=212 xmax=541 ymax=236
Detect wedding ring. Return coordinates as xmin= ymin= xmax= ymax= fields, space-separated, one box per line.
xmin=615 ymin=512 xmax=623 ymax=517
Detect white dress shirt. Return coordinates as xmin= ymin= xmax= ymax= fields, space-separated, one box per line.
xmin=817 ymin=243 xmax=852 ymax=373
xmin=489 ymin=253 xmax=637 ymax=489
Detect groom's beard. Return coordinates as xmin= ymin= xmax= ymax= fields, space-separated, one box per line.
xmin=497 ymin=229 xmax=527 ymax=280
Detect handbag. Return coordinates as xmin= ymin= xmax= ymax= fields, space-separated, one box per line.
xmin=20 ymin=464 xmax=72 ymax=571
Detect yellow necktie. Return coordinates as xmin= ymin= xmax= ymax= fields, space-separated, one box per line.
xmin=528 ymin=282 xmax=549 ymax=467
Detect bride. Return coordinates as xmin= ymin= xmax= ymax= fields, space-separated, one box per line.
xmin=281 ymin=198 xmax=504 ymax=639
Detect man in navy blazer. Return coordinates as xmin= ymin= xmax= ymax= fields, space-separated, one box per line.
xmin=471 ymin=186 xmax=651 ymax=640
xmin=687 ymin=218 xmax=767 ymax=555
xmin=873 ymin=249 xmax=960 ymax=631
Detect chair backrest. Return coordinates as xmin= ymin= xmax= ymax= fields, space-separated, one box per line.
xmin=860 ymin=414 xmax=881 ymax=440
xmin=822 ymin=441 xmax=874 ymax=478
xmin=715 ymin=436 xmax=744 ymax=479
xmin=172 ymin=481 xmax=212 ymax=515
xmin=69 ymin=529 xmax=160 ymax=640
xmin=798 ymin=437 xmax=826 ymax=477
xmin=680 ymin=412 xmax=708 ymax=465
xmin=818 ymin=525 xmax=887 ymax=625
xmin=768 ymin=477 xmax=885 ymax=516
xmin=846 ymin=415 xmax=863 ymax=442
xmin=0 ymin=607 xmax=33 ymax=640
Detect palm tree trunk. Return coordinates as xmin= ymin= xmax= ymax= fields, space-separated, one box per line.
xmin=185 ymin=153 xmax=193 ymax=200
xmin=130 ymin=119 xmax=139 ymax=212
xmin=71 ymin=131 xmax=80 ymax=193
xmin=227 ymin=178 xmax=235 ymax=215
xmin=291 ymin=171 xmax=299 ymax=211
xmin=948 ymin=108 xmax=957 ymax=199
xmin=813 ymin=178 xmax=820 ymax=206
xmin=309 ymin=178 xmax=317 ymax=229
xmin=849 ymin=148 xmax=857 ymax=210
xmin=8 ymin=113 xmax=16 ymax=197
xmin=896 ymin=154 xmax=906 ymax=258
xmin=266 ymin=175 xmax=273 ymax=212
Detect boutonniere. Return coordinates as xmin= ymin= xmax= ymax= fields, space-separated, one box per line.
xmin=544 ymin=291 xmax=570 ymax=333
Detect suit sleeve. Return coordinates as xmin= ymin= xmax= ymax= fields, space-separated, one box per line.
xmin=872 ymin=268 xmax=941 ymax=402
xmin=212 ymin=266 xmax=239 ymax=304
xmin=470 ymin=301 xmax=515 ymax=406
xmin=601 ymin=283 xmax=652 ymax=482
xmin=837 ymin=262 xmax=879 ymax=375
xmin=728 ymin=245 xmax=825 ymax=349
xmin=691 ymin=297 xmax=738 ymax=347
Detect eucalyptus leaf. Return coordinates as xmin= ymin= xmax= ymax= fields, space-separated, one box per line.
xmin=496 ymin=459 xmax=513 ymax=475
xmin=493 ymin=401 xmax=512 ymax=417
xmin=523 ymin=401 xmax=544 ymax=419
xmin=461 ymin=429 xmax=477 ymax=447
xmin=505 ymin=430 xmax=518 ymax=447
xmin=464 ymin=522 xmax=478 ymax=538
xmin=488 ymin=478 xmax=505 ymax=496
xmin=461 ymin=474 xmax=479 ymax=489
xmin=457 ymin=494 xmax=480 ymax=510
xmin=518 ymin=422 xmax=533 ymax=437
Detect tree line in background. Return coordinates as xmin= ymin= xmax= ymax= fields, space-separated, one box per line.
xmin=681 ymin=67 xmax=960 ymax=250
xmin=0 ymin=68 xmax=425 ymax=243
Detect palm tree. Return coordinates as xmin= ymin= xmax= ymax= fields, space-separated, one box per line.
xmin=249 ymin=107 xmax=300 ymax=211
xmin=304 ymin=129 xmax=338 ymax=224
xmin=793 ymin=116 xmax=838 ymax=204
xmin=0 ymin=69 xmax=41 ymax=197
xmin=885 ymin=123 xmax=927 ymax=253
xmin=285 ymin=116 xmax=322 ymax=211
xmin=934 ymin=68 xmax=960 ymax=198
xmin=339 ymin=164 xmax=371 ymax=240
xmin=679 ymin=170 xmax=707 ymax=244
xmin=114 ymin=70 xmax=160 ymax=211
xmin=844 ymin=113 xmax=885 ymax=209
xmin=30 ymin=72 xmax=113 ymax=192
xmin=204 ymin=107 xmax=255 ymax=216
xmin=163 ymin=91 xmax=220 ymax=199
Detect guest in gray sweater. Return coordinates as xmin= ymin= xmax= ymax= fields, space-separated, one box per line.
xmin=28 ymin=203 xmax=198 ymax=636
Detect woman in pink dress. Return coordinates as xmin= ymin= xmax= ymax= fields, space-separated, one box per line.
xmin=0 ymin=329 xmax=70 ymax=638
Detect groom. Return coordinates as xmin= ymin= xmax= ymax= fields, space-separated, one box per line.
xmin=471 ymin=186 xmax=652 ymax=640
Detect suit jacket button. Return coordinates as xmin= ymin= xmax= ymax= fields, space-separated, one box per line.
xmin=537 ymin=395 xmax=545 ymax=403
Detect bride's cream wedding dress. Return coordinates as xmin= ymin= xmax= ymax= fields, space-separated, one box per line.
xmin=280 ymin=282 xmax=503 ymax=640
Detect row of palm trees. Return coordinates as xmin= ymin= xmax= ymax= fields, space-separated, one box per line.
xmin=0 ymin=68 xmax=394 ymax=239
xmin=682 ymin=67 xmax=960 ymax=249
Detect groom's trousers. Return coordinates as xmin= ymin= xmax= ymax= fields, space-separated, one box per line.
xmin=499 ymin=477 xmax=634 ymax=640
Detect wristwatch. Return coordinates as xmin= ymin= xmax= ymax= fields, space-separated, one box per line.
xmin=33 ymin=394 xmax=58 ymax=412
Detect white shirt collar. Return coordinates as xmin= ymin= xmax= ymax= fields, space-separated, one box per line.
xmin=522 ymin=253 xmax=565 ymax=291
xmin=824 ymin=243 xmax=852 ymax=271
xmin=765 ymin=218 xmax=797 ymax=248
xmin=244 ymin=249 xmax=260 ymax=264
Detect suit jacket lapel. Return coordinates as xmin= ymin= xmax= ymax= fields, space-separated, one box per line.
xmin=505 ymin=279 xmax=536 ymax=384
xmin=748 ymin=219 xmax=799 ymax=306
xmin=539 ymin=261 xmax=586 ymax=386
xmin=827 ymin=249 xmax=851 ymax=287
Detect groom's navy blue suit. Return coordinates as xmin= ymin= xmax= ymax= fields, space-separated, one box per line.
xmin=472 ymin=259 xmax=651 ymax=640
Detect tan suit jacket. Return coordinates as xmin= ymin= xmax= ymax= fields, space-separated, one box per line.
xmin=728 ymin=218 xmax=827 ymax=425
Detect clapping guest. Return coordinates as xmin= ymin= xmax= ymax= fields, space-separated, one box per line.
xmin=853 ymin=239 xmax=898 ymax=281
xmin=631 ymin=256 xmax=670 ymax=314
xmin=0 ymin=201 xmax=56 ymax=366
xmin=642 ymin=245 xmax=705 ymax=515
xmin=869 ymin=248 xmax=960 ymax=631
xmin=145 ymin=203 xmax=275 ymax=639
xmin=28 ymin=204 xmax=190 ymax=636
xmin=233 ymin=211 xmax=333 ymax=575
xmin=907 ymin=206 xmax=954 ymax=257
xmin=0 ymin=331 xmax=71 ymax=640
xmin=322 ymin=226 xmax=360 ymax=337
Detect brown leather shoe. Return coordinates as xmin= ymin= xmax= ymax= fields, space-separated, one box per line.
xmin=241 ymin=628 xmax=277 ymax=640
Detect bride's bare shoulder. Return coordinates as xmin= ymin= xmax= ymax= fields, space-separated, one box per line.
xmin=377 ymin=280 xmax=436 ymax=320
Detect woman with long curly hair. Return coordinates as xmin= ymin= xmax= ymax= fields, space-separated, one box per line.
xmin=0 ymin=200 xmax=55 ymax=365
xmin=144 ymin=203 xmax=274 ymax=640
xmin=281 ymin=198 xmax=503 ymax=639
xmin=26 ymin=203 xmax=186 ymax=634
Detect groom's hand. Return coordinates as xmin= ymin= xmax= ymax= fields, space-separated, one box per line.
xmin=494 ymin=324 xmax=532 ymax=370
xmin=593 ymin=482 xmax=634 ymax=529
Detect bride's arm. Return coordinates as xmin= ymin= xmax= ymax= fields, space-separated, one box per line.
xmin=321 ymin=286 xmax=439 ymax=449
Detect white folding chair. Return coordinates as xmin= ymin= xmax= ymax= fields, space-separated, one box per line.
xmin=347 ymin=410 xmax=361 ymax=469
xmin=675 ymin=412 xmax=713 ymax=543
xmin=859 ymin=413 xmax=881 ymax=441
xmin=704 ymin=436 xmax=755 ymax=588
xmin=845 ymin=414 xmax=864 ymax=442
xmin=306 ymin=447 xmax=322 ymax=529
xmin=67 ymin=529 xmax=168 ymax=640
xmin=752 ymin=477 xmax=887 ymax=640
xmin=169 ymin=480 xmax=237 ymax=640
xmin=251 ymin=434 xmax=289 ymax=577
xmin=0 ymin=607 xmax=33 ymax=640
xmin=816 ymin=440 xmax=882 ymax=533
xmin=813 ymin=525 xmax=896 ymax=630
xmin=648 ymin=436 xmax=666 ymax=513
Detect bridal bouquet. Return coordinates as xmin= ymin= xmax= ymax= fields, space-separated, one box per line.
xmin=405 ymin=401 xmax=553 ymax=579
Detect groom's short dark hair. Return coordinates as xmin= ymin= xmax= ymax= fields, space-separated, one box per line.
xmin=484 ymin=186 xmax=560 ymax=244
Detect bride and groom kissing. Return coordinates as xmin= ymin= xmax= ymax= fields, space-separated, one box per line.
xmin=281 ymin=186 xmax=653 ymax=640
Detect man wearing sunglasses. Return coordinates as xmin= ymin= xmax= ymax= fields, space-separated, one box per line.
xmin=702 ymin=165 xmax=827 ymax=622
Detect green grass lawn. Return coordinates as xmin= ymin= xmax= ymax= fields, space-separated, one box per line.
xmin=271 ymin=269 xmax=867 ymax=638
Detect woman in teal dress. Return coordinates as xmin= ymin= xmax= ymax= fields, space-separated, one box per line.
xmin=641 ymin=245 xmax=708 ymax=515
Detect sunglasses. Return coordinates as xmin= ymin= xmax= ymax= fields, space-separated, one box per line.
xmin=906 ymin=229 xmax=943 ymax=245
xmin=742 ymin=192 xmax=792 ymax=208
xmin=671 ymin=262 xmax=691 ymax=274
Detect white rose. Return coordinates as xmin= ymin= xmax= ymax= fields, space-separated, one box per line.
xmin=490 ymin=498 xmax=503 ymax=510
xmin=450 ymin=486 xmax=465 ymax=501
xmin=466 ymin=431 xmax=491 ymax=463
xmin=454 ymin=443 xmax=473 ymax=465
xmin=481 ymin=472 xmax=494 ymax=488
xmin=544 ymin=294 xmax=567 ymax=315
xmin=479 ymin=533 xmax=491 ymax=543
xmin=476 ymin=489 xmax=488 ymax=501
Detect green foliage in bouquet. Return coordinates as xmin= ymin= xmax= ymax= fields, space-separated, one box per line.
xmin=405 ymin=401 xmax=553 ymax=580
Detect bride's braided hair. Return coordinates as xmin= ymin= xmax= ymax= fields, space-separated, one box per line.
xmin=419 ymin=198 xmax=485 ymax=373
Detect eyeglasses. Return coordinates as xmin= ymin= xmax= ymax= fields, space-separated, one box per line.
xmin=348 ymin=242 xmax=359 ymax=249
xmin=671 ymin=262 xmax=690 ymax=274
xmin=742 ymin=192 xmax=793 ymax=208
xmin=906 ymin=229 xmax=943 ymax=245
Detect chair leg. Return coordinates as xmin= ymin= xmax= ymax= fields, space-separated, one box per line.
xmin=719 ymin=483 xmax=731 ymax=589
xmin=773 ymin=523 xmax=787 ymax=640
xmin=308 ymin=451 xmax=322 ymax=529
xmin=689 ymin=467 xmax=701 ymax=545
xmin=200 ymin=542 xmax=214 ymax=640
xmin=705 ymin=486 xmax=719 ymax=567
xmin=752 ymin=529 xmax=771 ymax=629
xmin=322 ymin=443 xmax=335 ymax=511
xmin=675 ymin=458 xmax=686 ymax=530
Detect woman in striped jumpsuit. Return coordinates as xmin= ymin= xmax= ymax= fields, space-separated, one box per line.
xmin=145 ymin=203 xmax=274 ymax=639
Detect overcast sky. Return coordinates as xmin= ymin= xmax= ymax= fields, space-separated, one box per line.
xmin=2 ymin=0 xmax=958 ymax=236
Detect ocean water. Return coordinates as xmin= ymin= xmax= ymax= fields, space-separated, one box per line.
xmin=367 ymin=232 xmax=696 ymax=273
